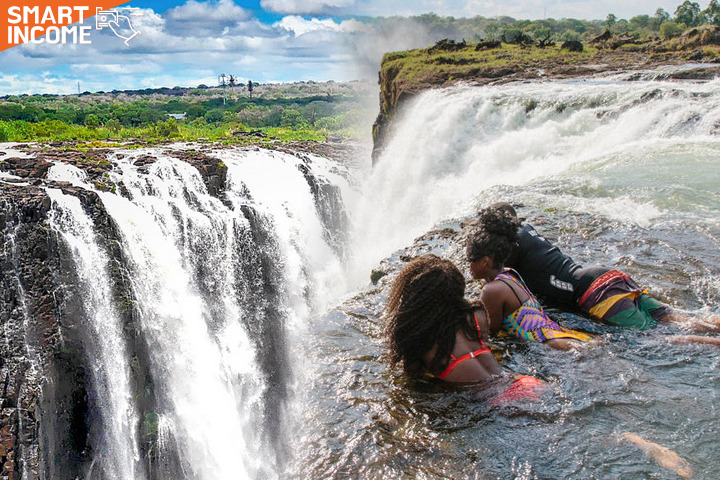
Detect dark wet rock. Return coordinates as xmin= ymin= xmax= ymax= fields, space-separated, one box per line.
xmin=35 ymin=150 xmax=113 ymax=177
xmin=274 ymin=140 xmax=368 ymax=166
xmin=688 ymin=49 xmax=705 ymax=61
xmin=428 ymin=38 xmax=467 ymax=54
xmin=370 ymin=269 xmax=387 ymax=285
xmin=591 ymin=29 xmax=613 ymax=45
xmin=132 ymin=155 xmax=156 ymax=167
xmin=1 ymin=183 xmax=61 ymax=479
xmin=476 ymin=40 xmax=501 ymax=50
xmin=561 ymin=40 xmax=584 ymax=52
xmin=0 ymin=157 xmax=52 ymax=179
xmin=233 ymin=130 xmax=266 ymax=138
xmin=167 ymin=149 xmax=228 ymax=198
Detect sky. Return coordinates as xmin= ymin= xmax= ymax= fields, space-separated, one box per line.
xmin=0 ymin=0 xmax=691 ymax=95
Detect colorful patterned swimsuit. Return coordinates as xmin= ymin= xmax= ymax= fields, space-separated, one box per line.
xmin=495 ymin=268 xmax=592 ymax=343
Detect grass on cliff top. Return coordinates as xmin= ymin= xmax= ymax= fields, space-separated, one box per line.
xmin=381 ymin=43 xmax=599 ymax=84
xmin=381 ymin=36 xmax=720 ymax=87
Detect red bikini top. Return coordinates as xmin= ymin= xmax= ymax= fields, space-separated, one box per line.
xmin=437 ymin=312 xmax=491 ymax=380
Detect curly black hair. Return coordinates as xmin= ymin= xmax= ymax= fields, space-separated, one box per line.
xmin=384 ymin=254 xmax=485 ymax=377
xmin=466 ymin=204 xmax=520 ymax=268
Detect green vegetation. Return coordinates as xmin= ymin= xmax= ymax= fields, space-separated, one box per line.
xmin=371 ymin=2 xmax=720 ymax=155
xmin=0 ymin=81 xmax=375 ymax=144
xmin=376 ymin=5 xmax=720 ymax=101
xmin=374 ymin=0 xmax=720 ymax=44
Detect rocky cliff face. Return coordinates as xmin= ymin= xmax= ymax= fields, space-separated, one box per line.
xmin=371 ymin=27 xmax=720 ymax=163
xmin=1 ymin=182 xmax=51 ymax=480
xmin=0 ymin=151 xmax=159 ymax=479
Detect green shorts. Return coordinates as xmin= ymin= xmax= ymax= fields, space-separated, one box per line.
xmin=604 ymin=293 xmax=670 ymax=330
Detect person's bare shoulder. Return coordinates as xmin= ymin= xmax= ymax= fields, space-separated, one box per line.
xmin=481 ymin=279 xmax=512 ymax=298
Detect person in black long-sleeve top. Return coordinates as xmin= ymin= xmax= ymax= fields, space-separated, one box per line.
xmin=487 ymin=203 xmax=720 ymax=338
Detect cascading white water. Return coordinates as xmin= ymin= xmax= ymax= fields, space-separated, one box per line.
xmin=291 ymin=74 xmax=720 ymax=480
xmin=45 ymin=186 xmax=141 ymax=480
xmin=45 ymin=146 xmax=352 ymax=479
xmin=350 ymin=76 xmax=720 ymax=279
xmin=216 ymin=148 xmax=353 ymax=319
xmin=100 ymin=155 xmax=269 ymax=480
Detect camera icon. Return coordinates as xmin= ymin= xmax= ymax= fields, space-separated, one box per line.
xmin=96 ymin=7 xmax=118 ymax=29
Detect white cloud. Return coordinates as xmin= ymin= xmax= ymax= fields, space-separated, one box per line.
xmin=2 ymin=0 xmax=693 ymax=96
xmin=164 ymin=0 xmax=252 ymax=35
xmin=166 ymin=0 xmax=251 ymax=22
xmin=261 ymin=0 xmax=356 ymax=15
xmin=71 ymin=61 xmax=163 ymax=74
xmin=0 ymin=73 xmax=75 ymax=95
xmin=276 ymin=16 xmax=371 ymax=35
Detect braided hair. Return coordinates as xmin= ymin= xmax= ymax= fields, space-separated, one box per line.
xmin=384 ymin=254 xmax=483 ymax=377
xmin=466 ymin=204 xmax=520 ymax=268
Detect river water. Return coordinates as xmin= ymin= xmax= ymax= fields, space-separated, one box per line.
xmin=296 ymin=75 xmax=720 ymax=479
xmin=3 ymin=72 xmax=719 ymax=479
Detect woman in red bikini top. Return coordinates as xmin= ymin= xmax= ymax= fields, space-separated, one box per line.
xmin=385 ymin=254 xmax=542 ymax=401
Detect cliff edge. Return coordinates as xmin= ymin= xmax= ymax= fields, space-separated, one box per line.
xmin=372 ymin=26 xmax=720 ymax=163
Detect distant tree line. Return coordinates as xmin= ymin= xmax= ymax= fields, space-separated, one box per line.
xmin=0 ymin=92 xmax=360 ymax=131
xmin=372 ymin=0 xmax=720 ymax=44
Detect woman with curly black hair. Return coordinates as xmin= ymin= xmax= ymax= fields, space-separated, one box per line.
xmin=466 ymin=206 xmax=593 ymax=351
xmin=385 ymin=254 xmax=542 ymax=402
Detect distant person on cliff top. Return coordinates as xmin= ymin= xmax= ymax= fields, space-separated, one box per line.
xmin=384 ymin=254 xmax=543 ymax=405
xmin=465 ymin=208 xmax=594 ymax=351
xmin=476 ymin=202 xmax=720 ymax=345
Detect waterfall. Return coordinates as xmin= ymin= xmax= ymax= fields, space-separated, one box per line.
xmin=350 ymin=77 xmax=720 ymax=276
xmin=42 ymin=147 xmax=352 ymax=479
xmin=46 ymin=188 xmax=141 ymax=480
xmin=8 ymin=72 xmax=720 ymax=480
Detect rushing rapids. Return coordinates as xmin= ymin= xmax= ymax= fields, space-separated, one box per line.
xmin=1 ymin=72 xmax=720 ymax=479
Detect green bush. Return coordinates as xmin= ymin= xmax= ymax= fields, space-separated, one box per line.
xmin=84 ymin=114 xmax=100 ymax=128
xmin=204 ymin=109 xmax=224 ymax=123
xmin=280 ymin=108 xmax=307 ymax=128
xmin=155 ymin=118 xmax=180 ymax=138
xmin=31 ymin=120 xmax=71 ymax=138
xmin=660 ymin=21 xmax=685 ymax=39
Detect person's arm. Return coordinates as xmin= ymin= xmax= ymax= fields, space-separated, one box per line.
xmin=621 ymin=432 xmax=693 ymax=478
xmin=661 ymin=312 xmax=720 ymax=332
xmin=479 ymin=281 xmax=511 ymax=334
xmin=666 ymin=334 xmax=720 ymax=348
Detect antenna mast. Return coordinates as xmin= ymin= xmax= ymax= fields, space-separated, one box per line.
xmin=218 ymin=73 xmax=228 ymax=105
